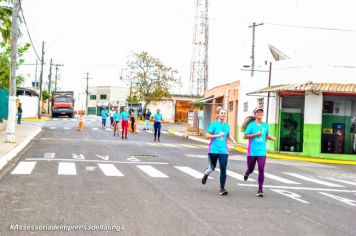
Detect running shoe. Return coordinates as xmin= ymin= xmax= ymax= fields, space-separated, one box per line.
xmin=244 ymin=174 xmax=249 ymax=181
xmin=219 ymin=188 xmax=228 ymax=195
xmin=201 ymin=174 xmax=208 ymax=185
xmin=256 ymin=190 xmax=263 ymax=197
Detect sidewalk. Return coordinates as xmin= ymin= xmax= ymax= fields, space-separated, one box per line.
xmin=0 ymin=124 xmax=42 ymax=171
xmin=167 ymin=128 xmax=356 ymax=166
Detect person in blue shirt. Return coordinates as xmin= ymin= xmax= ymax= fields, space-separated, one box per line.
xmin=101 ymin=106 xmax=108 ymax=128
xmin=120 ymin=107 xmax=130 ymax=139
xmin=153 ymin=109 xmax=163 ymax=142
xmin=202 ymin=108 xmax=237 ymax=196
xmin=113 ymin=108 xmax=121 ymax=137
xmin=242 ymin=107 xmax=276 ymax=197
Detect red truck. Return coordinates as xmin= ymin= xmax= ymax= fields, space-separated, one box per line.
xmin=51 ymin=91 xmax=75 ymax=118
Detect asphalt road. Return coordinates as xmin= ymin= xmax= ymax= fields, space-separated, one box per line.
xmin=0 ymin=116 xmax=355 ymax=236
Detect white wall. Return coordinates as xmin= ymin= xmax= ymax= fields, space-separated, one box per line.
xmin=304 ymin=92 xmax=323 ymax=124
xmin=149 ymin=100 xmax=175 ymax=123
xmin=18 ymin=96 xmax=38 ymax=118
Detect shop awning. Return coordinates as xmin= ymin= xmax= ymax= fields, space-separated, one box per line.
xmin=247 ymin=82 xmax=356 ymax=95
xmin=192 ymin=94 xmax=224 ymax=104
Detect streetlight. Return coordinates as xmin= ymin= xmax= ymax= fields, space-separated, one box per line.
xmin=241 ymin=62 xmax=272 ymax=123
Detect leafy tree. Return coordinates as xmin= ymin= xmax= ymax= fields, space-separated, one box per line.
xmin=42 ymin=90 xmax=50 ymax=102
xmin=126 ymin=94 xmax=139 ymax=105
xmin=0 ymin=0 xmax=12 ymax=43
xmin=121 ymin=51 xmax=178 ymax=111
xmin=0 ymin=42 xmax=30 ymax=89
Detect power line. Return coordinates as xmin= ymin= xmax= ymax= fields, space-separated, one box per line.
xmin=18 ymin=0 xmax=41 ymax=61
xmin=263 ymin=22 xmax=356 ymax=32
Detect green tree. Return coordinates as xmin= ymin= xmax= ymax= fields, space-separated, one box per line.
xmin=0 ymin=42 xmax=30 ymax=89
xmin=41 ymin=90 xmax=50 ymax=102
xmin=0 ymin=0 xmax=12 ymax=43
xmin=122 ymin=51 xmax=178 ymax=110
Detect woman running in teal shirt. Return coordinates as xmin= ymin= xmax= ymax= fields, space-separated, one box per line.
xmin=202 ymin=108 xmax=236 ymax=195
xmin=120 ymin=107 xmax=130 ymax=139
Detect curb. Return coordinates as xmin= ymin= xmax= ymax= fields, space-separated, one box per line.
xmin=22 ymin=117 xmax=51 ymax=122
xmin=0 ymin=127 xmax=42 ymax=171
xmin=167 ymin=129 xmax=356 ymax=166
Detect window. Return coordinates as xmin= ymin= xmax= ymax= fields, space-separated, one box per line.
xmin=258 ymin=98 xmax=264 ymax=108
xmin=54 ymin=97 xmax=72 ymax=102
xmin=90 ymin=95 xmax=96 ymax=100
xmin=100 ymin=94 xmax=107 ymax=100
xmin=229 ymin=101 xmax=234 ymax=111
xmin=243 ymin=102 xmax=248 ymax=112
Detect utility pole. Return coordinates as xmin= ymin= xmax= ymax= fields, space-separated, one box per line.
xmin=53 ymin=63 xmax=64 ymax=91
xmin=266 ymin=62 xmax=272 ymax=124
xmin=47 ymin=58 xmax=53 ymax=114
xmin=129 ymin=80 xmax=133 ymax=108
xmin=248 ymin=22 xmax=263 ymax=77
xmin=84 ymin=73 xmax=92 ymax=115
xmin=34 ymin=59 xmax=38 ymax=89
xmin=37 ymin=41 xmax=45 ymax=119
xmin=5 ymin=0 xmax=20 ymax=143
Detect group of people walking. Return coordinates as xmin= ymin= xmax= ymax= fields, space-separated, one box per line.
xmin=100 ymin=106 xmax=164 ymax=141
xmin=202 ymin=107 xmax=276 ymax=198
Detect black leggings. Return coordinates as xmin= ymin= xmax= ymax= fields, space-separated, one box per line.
xmin=130 ymin=117 xmax=135 ymax=132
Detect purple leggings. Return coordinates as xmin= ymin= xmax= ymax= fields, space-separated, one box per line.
xmin=245 ymin=156 xmax=266 ymax=191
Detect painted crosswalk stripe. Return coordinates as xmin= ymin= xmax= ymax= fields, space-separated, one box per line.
xmin=146 ymin=142 xmax=160 ymax=146
xmin=265 ymin=173 xmax=300 ymax=184
xmin=63 ymin=118 xmax=68 ymax=121
xmin=216 ymin=169 xmax=255 ymax=182
xmin=105 ymin=128 xmax=112 ymax=131
xmin=53 ymin=118 xmax=58 ymax=121
xmin=98 ymin=164 xmax=124 ymax=177
xmin=92 ymin=128 xmax=99 ymax=131
xmin=64 ymin=127 xmax=70 ymax=130
xmin=58 ymin=162 xmax=77 ymax=175
xmin=147 ymin=130 xmax=153 ymax=133
xmin=11 ymin=162 xmax=36 ymax=175
xmin=283 ymin=173 xmax=344 ymax=187
xmin=49 ymin=127 xmax=56 ymax=129
xmin=137 ymin=165 xmax=169 ymax=178
xmin=174 ymin=166 xmax=212 ymax=179
xmin=320 ymin=177 xmax=356 ymax=186
xmin=161 ymin=131 xmax=168 ymax=134
xmin=160 ymin=143 xmax=179 ymax=147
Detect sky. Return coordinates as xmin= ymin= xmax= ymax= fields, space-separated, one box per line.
xmin=17 ymin=0 xmax=356 ymax=103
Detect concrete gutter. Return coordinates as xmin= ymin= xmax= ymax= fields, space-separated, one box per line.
xmin=167 ymin=129 xmax=356 ymax=165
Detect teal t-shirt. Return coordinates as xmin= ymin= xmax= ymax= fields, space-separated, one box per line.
xmin=245 ymin=121 xmax=269 ymax=156
xmin=113 ymin=112 xmax=121 ymax=122
xmin=207 ymin=121 xmax=230 ymax=154
xmin=120 ymin=111 xmax=129 ymax=121
xmin=154 ymin=113 xmax=163 ymax=122
xmin=101 ymin=110 xmax=108 ymax=120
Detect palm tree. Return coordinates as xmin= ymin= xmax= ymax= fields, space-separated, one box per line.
xmin=0 ymin=0 xmax=12 ymax=43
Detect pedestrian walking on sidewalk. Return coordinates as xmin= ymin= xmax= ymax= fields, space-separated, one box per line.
xmin=113 ymin=108 xmax=121 ymax=136
xmin=241 ymin=107 xmax=276 ymax=197
xmin=153 ymin=109 xmax=163 ymax=142
xmin=120 ymin=107 xmax=130 ymax=139
xmin=101 ymin=106 xmax=109 ymax=128
xmin=201 ymin=108 xmax=236 ymax=195
xmin=17 ymin=103 xmax=23 ymax=124
xmin=143 ymin=108 xmax=151 ymax=130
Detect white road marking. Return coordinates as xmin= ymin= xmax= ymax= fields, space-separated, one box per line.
xmin=174 ymin=166 xmax=212 ymax=179
xmin=63 ymin=118 xmax=68 ymax=121
xmin=185 ymin=154 xmax=207 ymax=159
xmin=265 ymin=173 xmax=301 ymax=185
xmin=26 ymin=158 xmax=168 ymax=165
xmin=271 ymin=189 xmax=309 ymax=204
xmin=160 ymin=143 xmax=179 ymax=148
xmin=283 ymin=173 xmax=344 ymax=187
xmin=92 ymin=128 xmax=99 ymax=131
xmin=319 ymin=192 xmax=356 ymax=206
xmin=11 ymin=162 xmax=36 ymax=175
xmin=98 ymin=164 xmax=124 ymax=177
xmin=44 ymin=152 xmax=56 ymax=159
xmin=86 ymin=166 xmax=97 ymax=171
xmin=127 ymin=156 xmax=140 ymax=162
xmin=147 ymin=130 xmax=153 ymax=133
xmin=96 ymin=155 xmax=109 ymax=161
xmin=216 ymin=168 xmax=255 ymax=182
xmin=58 ymin=162 xmax=77 ymax=175
xmin=72 ymin=154 xmax=85 ymax=160
xmin=63 ymin=127 xmax=70 ymax=130
xmin=319 ymin=177 xmax=356 ymax=186
xmin=49 ymin=127 xmax=56 ymax=130
xmin=237 ymin=184 xmax=356 ymax=192
xmin=161 ymin=131 xmax=168 ymax=134
xmin=105 ymin=128 xmax=112 ymax=131
xmin=137 ymin=165 xmax=169 ymax=178
xmin=146 ymin=142 xmax=160 ymax=147
xmin=53 ymin=118 xmax=58 ymax=121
